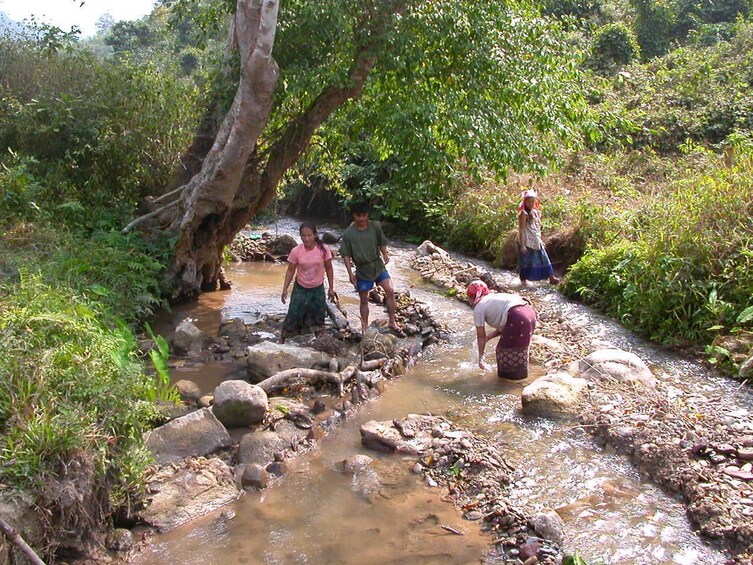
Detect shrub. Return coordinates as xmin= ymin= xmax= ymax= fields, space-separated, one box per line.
xmin=0 ymin=273 xmax=166 ymax=499
xmin=588 ymin=23 xmax=641 ymax=73
xmin=563 ymin=141 xmax=753 ymax=348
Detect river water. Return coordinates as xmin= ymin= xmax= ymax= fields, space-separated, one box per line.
xmin=137 ymin=223 xmax=737 ymax=565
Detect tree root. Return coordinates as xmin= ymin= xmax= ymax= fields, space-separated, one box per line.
xmin=121 ymin=198 xmax=180 ymax=234
xmin=258 ymin=365 xmax=358 ymax=396
xmin=0 ymin=518 xmax=46 ymax=565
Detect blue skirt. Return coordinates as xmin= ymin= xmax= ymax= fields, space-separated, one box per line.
xmin=518 ymin=247 xmax=554 ymax=281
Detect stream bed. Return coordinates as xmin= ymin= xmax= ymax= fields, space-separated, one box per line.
xmin=137 ymin=224 xmax=738 ymax=565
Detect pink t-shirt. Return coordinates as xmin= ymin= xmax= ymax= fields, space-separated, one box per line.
xmin=288 ymin=243 xmax=332 ymax=288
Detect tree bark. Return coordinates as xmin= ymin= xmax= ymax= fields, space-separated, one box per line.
xmin=258 ymin=365 xmax=358 ymax=396
xmin=125 ymin=0 xmax=404 ymax=301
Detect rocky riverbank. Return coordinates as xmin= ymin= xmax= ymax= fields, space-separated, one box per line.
xmin=411 ymin=240 xmax=753 ymax=564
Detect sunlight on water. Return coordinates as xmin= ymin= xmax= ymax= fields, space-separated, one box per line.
xmin=139 ymin=235 xmax=728 ymax=565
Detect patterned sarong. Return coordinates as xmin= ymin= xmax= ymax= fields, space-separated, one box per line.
xmin=495 ymin=304 xmax=536 ymax=380
xmin=282 ymin=282 xmax=326 ymax=338
xmin=518 ymin=247 xmax=554 ymax=281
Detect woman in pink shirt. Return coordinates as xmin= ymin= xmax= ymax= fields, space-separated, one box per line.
xmin=280 ymin=223 xmax=336 ymax=343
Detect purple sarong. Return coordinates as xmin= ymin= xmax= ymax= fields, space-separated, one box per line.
xmin=495 ymin=304 xmax=536 ymax=380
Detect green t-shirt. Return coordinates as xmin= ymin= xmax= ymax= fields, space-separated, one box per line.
xmin=339 ymin=220 xmax=388 ymax=281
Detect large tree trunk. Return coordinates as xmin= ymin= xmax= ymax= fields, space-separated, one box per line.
xmin=125 ymin=0 xmax=403 ymax=301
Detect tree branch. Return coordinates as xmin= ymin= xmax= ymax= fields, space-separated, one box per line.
xmin=0 ymin=518 xmax=46 ymax=565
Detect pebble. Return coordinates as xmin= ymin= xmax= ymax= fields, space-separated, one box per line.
xmin=411 ymin=463 xmax=423 ymax=474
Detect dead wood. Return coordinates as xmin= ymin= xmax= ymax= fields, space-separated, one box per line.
xmin=0 ymin=518 xmax=46 ymax=565
xmin=258 ymin=365 xmax=357 ymax=396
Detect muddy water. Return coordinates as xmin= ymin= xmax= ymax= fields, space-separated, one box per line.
xmin=139 ymin=226 xmax=729 ymax=565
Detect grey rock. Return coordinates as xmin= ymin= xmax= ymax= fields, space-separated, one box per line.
xmin=321 ymin=231 xmax=340 ymax=244
xmin=145 ymin=408 xmax=231 ymax=464
xmin=241 ymin=463 xmax=269 ymax=489
xmin=238 ymin=431 xmax=289 ymax=467
xmin=568 ymin=348 xmax=656 ymax=387
xmin=174 ymin=379 xmax=202 ymax=403
xmin=219 ymin=317 xmax=248 ymax=341
xmin=271 ymin=234 xmax=298 ymax=255
xmin=212 ymin=380 xmax=268 ymax=428
xmin=172 ymin=319 xmax=209 ymax=356
xmin=531 ymin=509 xmax=565 ymax=545
xmin=338 ymin=455 xmax=373 ymax=473
xmin=135 ymin=457 xmax=238 ymax=532
xmin=246 ymin=341 xmax=332 ymax=382
xmin=106 ymin=529 xmax=135 ymax=552
xmin=521 ymin=371 xmax=589 ymax=418
xmin=740 ymin=353 xmax=753 ymax=379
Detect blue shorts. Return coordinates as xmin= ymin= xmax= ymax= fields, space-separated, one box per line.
xmin=356 ymin=270 xmax=390 ymax=293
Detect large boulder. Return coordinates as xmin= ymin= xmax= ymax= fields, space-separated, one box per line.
xmin=361 ymin=329 xmax=397 ymax=357
xmin=238 ymin=431 xmax=289 ymax=466
xmin=145 ymin=408 xmax=231 ymax=464
xmin=212 ymin=380 xmax=268 ymax=428
xmin=415 ymin=240 xmax=450 ymax=258
xmin=531 ymin=509 xmax=565 ymax=545
xmin=521 ymin=372 xmax=589 ymax=418
xmin=270 ymin=234 xmax=298 ymax=255
xmin=135 ymin=457 xmax=238 ymax=532
xmin=246 ymin=341 xmax=332 ymax=382
xmin=172 ymin=319 xmax=209 ymax=356
xmin=568 ymin=348 xmax=656 ymax=387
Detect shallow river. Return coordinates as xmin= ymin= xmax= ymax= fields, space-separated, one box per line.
xmin=137 ymin=222 xmax=743 ymax=565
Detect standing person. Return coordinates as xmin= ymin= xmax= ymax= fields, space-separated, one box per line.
xmin=280 ymin=222 xmax=336 ymax=343
xmin=517 ymin=188 xmax=559 ymax=286
xmin=467 ymin=280 xmax=537 ymax=380
xmin=340 ymin=202 xmax=401 ymax=334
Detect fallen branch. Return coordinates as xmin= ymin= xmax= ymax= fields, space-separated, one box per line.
xmin=258 ymin=365 xmax=357 ymax=396
xmin=439 ymin=524 xmax=464 ymax=535
xmin=326 ymin=300 xmax=349 ymax=330
xmin=0 ymin=518 xmax=46 ymax=565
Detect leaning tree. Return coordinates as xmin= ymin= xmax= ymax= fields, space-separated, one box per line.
xmin=125 ymin=0 xmax=586 ymax=300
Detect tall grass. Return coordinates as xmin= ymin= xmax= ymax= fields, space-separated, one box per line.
xmin=0 ymin=273 xmax=164 ymax=498
xmin=562 ymin=139 xmax=753 ymax=352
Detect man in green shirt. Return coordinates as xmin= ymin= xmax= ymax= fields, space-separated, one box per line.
xmin=340 ymin=202 xmax=400 ymax=334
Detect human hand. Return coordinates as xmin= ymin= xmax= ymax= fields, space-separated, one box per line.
xmin=328 ymin=288 xmax=337 ymax=301
xmin=348 ymin=273 xmax=357 ymax=288
xmin=520 ymin=245 xmax=528 ymax=255
xmin=382 ymin=252 xmax=390 ymax=265
xmin=281 ymin=290 xmax=288 ymax=304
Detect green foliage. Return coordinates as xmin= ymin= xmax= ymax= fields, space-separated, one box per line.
xmin=145 ymin=324 xmax=179 ymax=403
xmin=632 ymin=0 xmax=676 ymax=59
xmin=0 ymin=34 xmax=202 ymax=209
xmin=563 ymin=553 xmax=592 ymax=565
xmin=586 ymin=21 xmax=753 ymax=152
xmin=0 ymin=273 xmax=164 ymax=497
xmin=562 ymin=144 xmax=753 ymax=348
xmin=272 ymin=0 xmax=588 ymax=229
xmin=588 ymin=23 xmax=641 ymax=73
